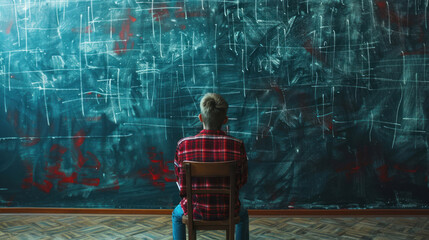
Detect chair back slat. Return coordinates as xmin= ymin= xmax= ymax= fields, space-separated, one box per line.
xmin=183 ymin=160 xmax=238 ymax=240
xmin=187 ymin=161 xmax=233 ymax=177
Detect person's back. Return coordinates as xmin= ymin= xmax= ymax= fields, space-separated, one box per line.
xmin=172 ymin=93 xmax=249 ymax=240
xmin=175 ymin=129 xmax=247 ymax=220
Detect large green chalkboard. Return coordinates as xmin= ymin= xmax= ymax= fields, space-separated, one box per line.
xmin=0 ymin=0 xmax=428 ymax=209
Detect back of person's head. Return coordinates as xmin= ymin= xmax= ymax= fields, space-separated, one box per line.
xmin=200 ymin=93 xmax=228 ymax=130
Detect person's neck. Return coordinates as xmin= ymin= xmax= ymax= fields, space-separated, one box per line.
xmin=203 ymin=127 xmax=222 ymax=131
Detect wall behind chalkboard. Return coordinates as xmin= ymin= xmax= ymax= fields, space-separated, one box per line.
xmin=0 ymin=0 xmax=428 ymax=209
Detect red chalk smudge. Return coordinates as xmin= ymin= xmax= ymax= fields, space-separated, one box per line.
xmin=72 ymin=129 xmax=102 ymax=169
xmin=175 ymin=11 xmax=206 ymax=19
xmin=22 ymin=128 xmax=105 ymax=193
xmin=375 ymin=0 xmax=410 ymax=27
xmin=335 ymin=147 xmax=372 ymax=178
xmin=50 ymin=144 xmax=68 ymax=157
xmin=400 ymin=50 xmax=429 ymax=56
xmin=33 ymin=180 xmax=54 ymax=193
xmin=303 ymin=39 xmax=327 ymax=65
xmin=271 ymin=85 xmax=285 ymax=104
xmin=74 ymin=129 xmax=86 ymax=148
xmin=47 ymin=143 xmax=78 ymax=190
xmin=377 ymin=164 xmax=393 ymax=183
xmin=394 ymin=164 xmax=417 ymax=173
xmin=45 ymin=164 xmax=77 ymax=183
xmin=21 ymin=162 xmax=34 ymax=189
xmin=6 ymin=21 xmax=13 ymax=34
xmin=85 ymin=151 xmax=101 ymax=169
xmin=118 ymin=21 xmax=133 ymax=39
xmin=129 ymin=15 xmax=137 ymax=22
xmin=148 ymin=167 xmax=161 ymax=181
xmin=6 ymin=112 xmax=41 ymax=146
xmin=325 ymin=116 xmax=334 ymax=131
xmin=21 ymin=161 xmax=54 ymax=193
xmin=114 ymin=11 xmax=135 ymax=55
xmin=376 ymin=1 xmax=386 ymax=9
xmin=114 ymin=43 xmax=122 ymax=55
xmin=73 ymin=129 xmax=87 ymax=168
xmin=58 ymin=172 xmax=78 ymax=187
xmin=85 ymin=116 xmax=102 ymax=122
xmin=150 ymin=4 xmax=170 ymax=22
xmin=21 ymin=137 xmax=40 ymax=147
xmin=138 ymin=147 xmax=175 ymax=189
xmin=180 ymin=25 xmax=186 ymax=30
xmin=6 ymin=110 xmax=41 ymax=147
xmin=85 ymin=25 xmax=92 ymax=33
xmin=81 ymin=178 xmax=100 ymax=186
xmin=174 ymin=3 xmax=206 ymax=19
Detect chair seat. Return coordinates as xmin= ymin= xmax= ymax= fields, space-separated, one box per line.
xmin=182 ymin=215 xmax=240 ymax=226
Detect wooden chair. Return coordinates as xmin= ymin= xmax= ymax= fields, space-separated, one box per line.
xmin=182 ymin=161 xmax=240 ymax=240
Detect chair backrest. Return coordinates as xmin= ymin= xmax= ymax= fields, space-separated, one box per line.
xmin=183 ymin=161 xmax=237 ymax=239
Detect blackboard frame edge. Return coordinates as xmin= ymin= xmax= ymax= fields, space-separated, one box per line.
xmin=1 ymin=208 xmax=429 ymax=216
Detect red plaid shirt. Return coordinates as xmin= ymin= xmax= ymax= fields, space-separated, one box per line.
xmin=174 ymin=129 xmax=248 ymax=220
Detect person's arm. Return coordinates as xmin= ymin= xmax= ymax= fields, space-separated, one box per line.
xmin=174 ymin=143 xmax=186 ymax=198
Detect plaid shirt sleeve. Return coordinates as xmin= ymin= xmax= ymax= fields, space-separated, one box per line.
xmin=174 ymin=143 xmax=185 ymax=198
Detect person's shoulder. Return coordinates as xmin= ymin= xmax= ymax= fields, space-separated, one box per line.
xmin=177 ymin=135 xmax=199 ymax=146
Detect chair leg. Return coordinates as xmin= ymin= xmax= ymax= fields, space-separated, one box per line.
xmin=190 ymin=229 xmax=196 ymax=240
xmin=187 ymin=225 xmax=194 ymax=240
xmin=229 ymin=227 xmax=235 ymax=240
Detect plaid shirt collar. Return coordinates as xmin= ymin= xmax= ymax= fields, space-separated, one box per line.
xmin=197 ymin=129 xmax=226 ymax=136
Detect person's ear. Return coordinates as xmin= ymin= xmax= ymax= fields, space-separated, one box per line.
xmin=223 ymin=116 xmax=228 ymax=124
xmin=198 ymin=114 xmax=203 ymax=122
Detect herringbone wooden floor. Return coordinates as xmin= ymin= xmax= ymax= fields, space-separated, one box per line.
xmin=0 ymin=214 xmax=428 ymax=239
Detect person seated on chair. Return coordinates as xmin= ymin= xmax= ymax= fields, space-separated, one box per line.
xmin=172 ymin=93 xmax=249 ymax=240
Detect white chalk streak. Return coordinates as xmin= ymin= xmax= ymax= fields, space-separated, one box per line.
xmin=181 ymin=34 xmax=185 ymax=82
xmin=2 ymin=66 xmax=6 ymax=113
xmin=13 ymin=0 xmax=20 ymax=47
xmin=79 ymin=14 xmax=85 ymax=116
xmin=42 ymin=74 xmax=50 ymax=126
xmin=117 ymin=69 xmax=121 ymax=111
xmin=369 ymin=112 xmax=374 ymax=142
xmin=8 ymin=52 xmax=11 ymax=91
xmin=392 ymin=84 xmax=403 ymax=149
xmin=124 ymin=123 xmax=194 ymax=129
xmin=0 ymin=134 xmax=133 ymax=141
xmin=242 ymin=49 xmax=246 ymax=97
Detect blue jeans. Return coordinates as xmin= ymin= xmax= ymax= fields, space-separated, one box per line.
xmin=172 ymin=204 xmax=249 ymax=240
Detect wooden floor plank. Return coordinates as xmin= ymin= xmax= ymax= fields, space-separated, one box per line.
xmin=0 ymin=214 xmax=428 ymax=239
